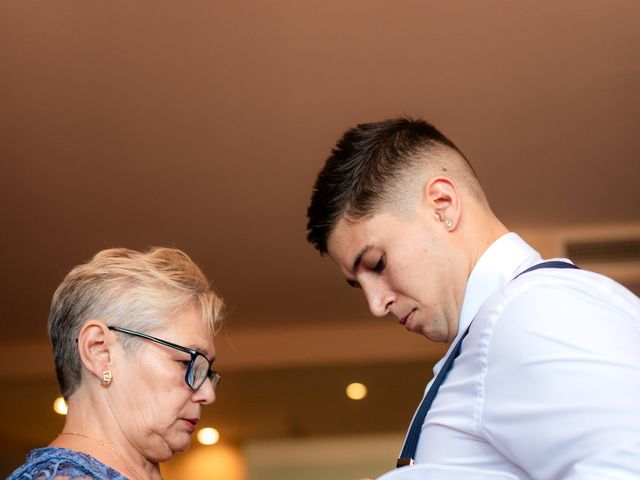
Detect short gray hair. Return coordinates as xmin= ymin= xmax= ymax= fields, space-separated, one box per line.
xmin=48 ymin=247 xmax=224 ymax=399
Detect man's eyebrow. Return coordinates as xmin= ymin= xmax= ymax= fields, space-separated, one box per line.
xmin=352 ymin=245 xmax=373 ymax=274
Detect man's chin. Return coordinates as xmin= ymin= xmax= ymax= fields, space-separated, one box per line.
xmin=418 ymin=327 xmax=450 ymax=343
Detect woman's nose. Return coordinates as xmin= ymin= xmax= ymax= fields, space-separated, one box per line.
xmin=194 ymin=378 xmax=216 ymax=405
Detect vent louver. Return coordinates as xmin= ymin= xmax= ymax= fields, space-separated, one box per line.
xmin=565 ymin=238 xmax=640 ymax=264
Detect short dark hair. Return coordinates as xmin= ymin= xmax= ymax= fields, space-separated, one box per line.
xmin=306 ymin=117 xmax=472 ymax=253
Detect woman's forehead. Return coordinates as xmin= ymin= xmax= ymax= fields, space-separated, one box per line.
xmin=156 ymin=308 xmax=215 ymax=352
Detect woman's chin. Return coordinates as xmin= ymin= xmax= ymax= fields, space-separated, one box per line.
xmin=171 ymin=434 xmax=194 ymax=453
xmin=152 ymin=436 xmax=192 ymax=462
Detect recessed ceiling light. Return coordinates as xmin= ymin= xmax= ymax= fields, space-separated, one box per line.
xmin=346 ymin=382 xmax=367 ymax=400
xmin=197 ymin=427 xmax=220 ymax=445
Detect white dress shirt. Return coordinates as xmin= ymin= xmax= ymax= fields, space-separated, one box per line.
xmin=410 ymin=233 xmax=640 ymax=479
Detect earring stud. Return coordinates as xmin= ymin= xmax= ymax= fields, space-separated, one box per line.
xmin=445 ymin=219 xmax=453 ymax=228
xmin=101 ymin=370 xmax=112 ymax=386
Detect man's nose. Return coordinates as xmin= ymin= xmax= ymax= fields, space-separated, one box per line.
xmin=363 ymin=282 xmax=395 ymax=317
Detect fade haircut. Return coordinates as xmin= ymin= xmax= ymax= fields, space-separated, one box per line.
xmin=48 ymin=247 xmax=224 ymax=399
xmin=306 ymin=117 xmax=484 ymax=253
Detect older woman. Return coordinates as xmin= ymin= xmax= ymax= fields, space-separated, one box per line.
xmin=9 ymin=247 xmax=224 ymax=480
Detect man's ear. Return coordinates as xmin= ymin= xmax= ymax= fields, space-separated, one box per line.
xmin=422 ymin=176 xmax=462 ymax=231
xmin=77 ymin=320 xmax=114 ymax=383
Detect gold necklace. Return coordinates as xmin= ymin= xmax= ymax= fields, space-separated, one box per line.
xmin=58 ymin=431 xmax=145 ymax=480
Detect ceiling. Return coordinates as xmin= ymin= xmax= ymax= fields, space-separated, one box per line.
xmin=1 ymin=0 xmax=639 ymax=473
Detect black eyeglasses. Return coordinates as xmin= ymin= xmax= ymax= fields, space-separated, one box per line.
xmin=107 ymin=326 xmax=220 ymax=391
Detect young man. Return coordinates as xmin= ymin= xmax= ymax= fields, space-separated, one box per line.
xmin=306 ymin=118 xmax=640 ymax=479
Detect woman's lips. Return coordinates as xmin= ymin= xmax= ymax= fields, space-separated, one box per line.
xmin=181 ymin=418 xmax=198 ymax=432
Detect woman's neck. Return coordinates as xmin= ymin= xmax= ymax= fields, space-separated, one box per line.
xmin=52 ymin=390 xmax=162 ymax=480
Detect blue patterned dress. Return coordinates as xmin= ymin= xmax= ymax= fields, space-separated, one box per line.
xmin=8 ymin=447 xmax=128 ymax=479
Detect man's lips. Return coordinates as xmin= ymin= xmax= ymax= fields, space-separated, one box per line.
xmin=399 ymin=309 xmax=416 ymax=326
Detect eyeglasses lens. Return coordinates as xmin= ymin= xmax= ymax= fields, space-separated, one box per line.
xmin=188 ymin=355 xmax=209 ymax=389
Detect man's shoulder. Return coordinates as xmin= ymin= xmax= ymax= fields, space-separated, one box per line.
xmin=468 ymin=264 xmax=640 ymax=367
xmin=482 ymin=263 xmax=639 ymax=321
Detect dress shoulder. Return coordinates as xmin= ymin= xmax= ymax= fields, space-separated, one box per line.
xmin=7 ymin=447 xmax=127 ymax=480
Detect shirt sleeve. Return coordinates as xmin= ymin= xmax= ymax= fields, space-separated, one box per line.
xmin=478 ymin=279 xmax=640 ymax=479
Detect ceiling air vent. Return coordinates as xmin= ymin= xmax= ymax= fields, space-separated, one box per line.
xmin=565 ymin=238 xmax=640 ymax=264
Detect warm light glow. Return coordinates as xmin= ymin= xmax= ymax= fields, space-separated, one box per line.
xmin=197 ymin=427 xmax=220 ymax=445
xmin=53 ymin=396 xmax=68 ymax=415
xmin=346 ymin=382 xmax=367 ymax=400
xmin=161 ymin=442 xmax=246 ymax=480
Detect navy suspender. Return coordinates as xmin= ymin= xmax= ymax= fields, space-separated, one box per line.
xmin=396 ymin=260 xmax=579 ymax=468
xmin=511 ymin=261 xmax=579 ymax=278
xmin=396 ymin=322 xmax=471 ymax=467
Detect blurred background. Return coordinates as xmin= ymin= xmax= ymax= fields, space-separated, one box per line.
xmin=1 ymin=1 xmax=639 ymax=479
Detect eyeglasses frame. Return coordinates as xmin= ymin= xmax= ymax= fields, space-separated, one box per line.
xmin=107 ymin=325 xmax=220 ymax=391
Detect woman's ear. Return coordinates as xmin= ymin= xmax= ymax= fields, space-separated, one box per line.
xmin=77 ymin=320 xmax=114 ymax=384
xmin=422 ymin=176 xmax=462 ymax=231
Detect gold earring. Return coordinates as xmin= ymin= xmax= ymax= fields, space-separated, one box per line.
xmin=101 ymin=370 xmax=112 ymax=386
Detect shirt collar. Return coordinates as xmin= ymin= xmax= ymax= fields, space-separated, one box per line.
xmin=433 ymin=233 xmax=541 ymax=372
xmin=457 ymin=232 xmax=541 ymax=338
